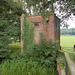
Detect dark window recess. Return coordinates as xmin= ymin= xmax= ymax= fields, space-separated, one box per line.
xmin=56 ymin=24 xmax=57 ymax=27
xmin=46 ymin=18 xmax=49 ymax=23
xmin=33 ymin=23 xmax=39 ymax=26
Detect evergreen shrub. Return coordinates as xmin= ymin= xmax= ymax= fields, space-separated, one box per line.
xmin=0 ymin=19 xmax=11 ymax=61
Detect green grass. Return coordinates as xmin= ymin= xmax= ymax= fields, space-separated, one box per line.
xmin=60 ymin=35 xmax=75 ymax=47
xmin=60 ymin=35 xmax=75 ymax=52
xmin=60 ymin=35 xmax=75 ymax=61
xmin=0 ymin=59 xmax=58 ymax=75
xmin=9 ymin=42 xmax=21 ymax=53
xmin=69 ymin=53 xmax=75 ymax=61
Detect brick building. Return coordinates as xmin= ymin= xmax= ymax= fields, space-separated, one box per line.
xmin=26 ymin=14 xmax=60 ymax=43
xmin=21 ymin=14 xmax=60 ymax=74
xmin=21 ymin=14 xmax=60 ymax=52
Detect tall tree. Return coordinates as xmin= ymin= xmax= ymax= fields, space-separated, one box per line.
xmin=0 ymin=0 xmax=26 ymax=59
xmin=22 ymin=0 xmax=75 ymax=19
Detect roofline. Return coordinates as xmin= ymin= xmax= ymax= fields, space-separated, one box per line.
xmin=26 ymin=14 xmax=61 ymax=20
xmin=26 ymin=15 xmax=41 ymax=17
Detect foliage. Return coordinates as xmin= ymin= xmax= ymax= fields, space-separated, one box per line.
xmin=22 ymin=0 xmax=75 ymax=19
xmin=0 ymin=22 xmax=59 ymax=74
xmin=41 ymin=11 xmax=54 ymax=18
xmin=56 ymin=51 xmax=66 ymax=69
xmin=69 ymin=53 xmax=75 ymax=61
xmin=23 ymin=18 xmax=34 ymax=55
xmin=33 ymin=33 xmax=59 ymax=67
xmin=0 ymin=19 xmax=11 ymax=59
xmin=0 ymin=0 xmax=25 ymax=15
xmin=0 ymin=0 xmax=25 ymax=42
xmin=0 ymin=0 xmax=25 ymax=60
xmin=61 ymin=28 xmax=75 ymax=35
xmin=0 ymin=58 xmax=58 ymax=75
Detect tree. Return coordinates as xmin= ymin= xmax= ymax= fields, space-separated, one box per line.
xmin=0 ymin=19 xmax=11 ymax=59
xmin=0 ymin=0 xmax=26 ymax=59
xmin=21 ymin=0 xmax=75 ymax=19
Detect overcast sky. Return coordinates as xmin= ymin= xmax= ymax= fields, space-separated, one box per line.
xmin=67 ymin=15 xmax=75 ymax=28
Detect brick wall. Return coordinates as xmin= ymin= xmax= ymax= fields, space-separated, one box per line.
xmin=26 ymin=14 xmax=60 ymax=43
xmin=21 ymin=14 xmax=60 ymax=51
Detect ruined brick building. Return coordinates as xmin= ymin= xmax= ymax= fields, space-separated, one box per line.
xmin=26 ymin=14 xmax=60 ymax=43
xmin=21 ymin=14 xmax=60 ymax=52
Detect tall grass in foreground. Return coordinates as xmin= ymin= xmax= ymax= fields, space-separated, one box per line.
xmin=0 ymin=59 xmax=58 ymax=75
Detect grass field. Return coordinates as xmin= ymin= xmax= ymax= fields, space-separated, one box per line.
xmin=9 ymin=42 xmax=21 ymax=53
xmin=60 ymin=35 xmax=75 ymax=47
xmin=60 ymin=35 xmax=75 ymax=61
xmin=60 ymin=35 xmax=75 ymax=53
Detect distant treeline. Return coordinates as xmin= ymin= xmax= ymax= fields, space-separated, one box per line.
xmin=61 ymin=28 xmax=75 ymax=35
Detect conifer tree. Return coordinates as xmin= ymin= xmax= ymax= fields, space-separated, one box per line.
xmin=0 ymin=0 xmax=25 ymax=59
xmin=0 ymin=19 xmax=11 ymax=59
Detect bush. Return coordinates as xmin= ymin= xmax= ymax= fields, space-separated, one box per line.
xmin=33 ymin=33 xmax=59 ymax=67
xmin=0 ymin=32 xmax=59 ymax=75
xmin=56 ymin=51 xmax=66 ymax=69
xmin=0 ymin=20 xmax=11 ymax=61
xmin=69 ymin=53 xmax=75 ymax=61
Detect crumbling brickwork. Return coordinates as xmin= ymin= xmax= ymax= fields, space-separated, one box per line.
xmin=21 ymin=14 xmax=60 ymax=52
xmin=26 ymin=14 xmax=60 ymax=43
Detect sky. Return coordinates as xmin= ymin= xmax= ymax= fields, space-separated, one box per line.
xmin=27 ymin=1 xmax=75 ymax=29
xmin=54 ymin=2 xmax=75 ymax=29
xmin=66 ymin=15 xmax=75 ymax=28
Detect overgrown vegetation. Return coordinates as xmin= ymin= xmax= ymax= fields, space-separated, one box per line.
xmin=69 ymin=53 xmax=75 ymax=61
xmin=56 ymin=51 xmax=66 ymax=70
xmin=23 ymin=18 xmax=34 ymax=54
xmin=0 ymin=19 xmax=59 ymax=75
xmin=0 ymin=20 xmax=11 ymax=60
xmin=33 ymin=33 xmax=59 ymax=67
xmin=0 ymin=58 xmax=58 ymax=75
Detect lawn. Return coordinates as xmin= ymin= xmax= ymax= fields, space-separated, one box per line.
xmin=9 ymin=42 xmax=21 ymax=53
xmin=60 ymin=35 xmax=75 ymax=47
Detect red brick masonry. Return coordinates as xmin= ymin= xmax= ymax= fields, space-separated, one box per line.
xmin=57 ymin=63 xmax=62 ymax=75
xmin=26 ymin=14 xmax=60 ymax=44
